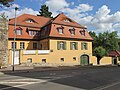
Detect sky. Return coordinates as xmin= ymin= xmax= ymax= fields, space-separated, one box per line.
xmin=0 ymin=0 xmax=120 ymax=36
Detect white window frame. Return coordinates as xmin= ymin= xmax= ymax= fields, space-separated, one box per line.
xmin=58 ymin=28 xmax=63 ymax=34
xmin=20 ymin=42 xmax=25 ymax=49
xmin=60 ymin=42 xmax=64 ymax=50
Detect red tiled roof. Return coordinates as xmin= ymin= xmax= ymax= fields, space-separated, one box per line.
xmin=52 ymin=13 xmax=86 ymax=28
xmin=9 ymin=14 xmax=52 ymax=28
xmin=8 ymin=13 xmax=93 ymax=41
xmin=108 ymin=50 xmax=120 ymax=57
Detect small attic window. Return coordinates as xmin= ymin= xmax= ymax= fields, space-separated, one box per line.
xmin=80 ymin=29 xmax=85 ymax=36
xmin=64 ymin=19 xmax=71 ymax=22
xmin=26 ymin=19 xmax=35 ymax=23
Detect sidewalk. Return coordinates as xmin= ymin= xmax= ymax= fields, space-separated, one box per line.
xmin=0 ymin=65 xmax=118 ymax=74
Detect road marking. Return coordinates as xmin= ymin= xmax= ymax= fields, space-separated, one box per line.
xmin=0 ymin=82 xmax=39 ymax=90
xmin=91 ymin=81 xmax=120 ymax=90
xmin=0 ymin=78 xmax=48 ymax=90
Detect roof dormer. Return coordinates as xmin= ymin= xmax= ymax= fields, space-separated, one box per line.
xmin=26 ymin=19 xmax=35 ymax=23
xmin=63 ymin=18 xmax=71 ymax=22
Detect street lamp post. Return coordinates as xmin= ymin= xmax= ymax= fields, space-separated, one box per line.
xmin=12 ymin=7 xmax=18 ymax=71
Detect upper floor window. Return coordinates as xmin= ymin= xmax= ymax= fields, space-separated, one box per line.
xmin=16 ymin=27 xmax=22 ymax=35
xmin=58 ymin=28 xmax=63 ymax=34
xmin=26 ymin=19 xmax=35 ymax=23
xmin=57 ymin=26 xmax=64 ymax=34
xmin=11 ymin=42 xmax=16 ymax=49
xmin=64 ymin=19 xmax=71 ymax=22
xmin=81 ymin=42 xmax=88 ymax=50
xmin=69 ymin=28 xmax=75 ymax=35
xmin=70 ymin=42 xmax=78 ymax=50
xmin=20 ymin=42 xmax=25 ymax=49
xmin=29 ymin=30 xmax=40 ymax=36
xmin=33 ymin=42 xmax=37 ymax=49
xmin=80 ymin=29 xmax=85 ymax=36
xmin=57 ymin=41 xmax=66 ymax=50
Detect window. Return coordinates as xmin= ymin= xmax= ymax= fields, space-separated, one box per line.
xmin=36 ymin=31 xmax=40 ymax=36
xmin=73 ymin=57 xmax=76 ymax=61
xmin=58 ymin=28 xmax=63 ymax=34
xmin=71 ymin=30 xmax=75 ymax=35
xmin=69 ymin=28 xmax=75 ymax=35
xmin=29 ymin=30 xmax=40 ymax=36
xmin=16 ymin=30 xmax=22 ymax=35
xmin=64 ymin=19 xmax=71 ymax=22
xmin=57 ymin=41 xmax=66 ymax=50
xmin=20 ymin=42 xmax=25 ymax=49
xmin=16 ymin=27 xmax=22 ymax=35
xmin=42 ymin=59 xmax=46 ymax=63
xmin=11 ymin=42 xmax=16 ymax=49
xmin=29 ymin=30 xmax=34 ymax=36
xmin=60 ymin=58 xmax=64 ymax=62
xmin=80 ymin=30 xmax=85 ymax=36
xmin=33 ymin=43 xmax=37 ymax=49
xmin=57 ymin=26 xmax=64 ymax=34
xmin=70 ymin=42 xmax=78 ymax=50
xmin=26 ymin=19 xmax=34 ymax=23
xmin=27 ymin=58 xmax=32 ymax=63
xmin=81 ymin=42 xmax=88 ymax=50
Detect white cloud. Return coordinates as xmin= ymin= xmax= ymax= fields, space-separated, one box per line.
xmin=45 ymin=0 xmax=69 ymax=11
xmin=0 ymin=4 xmax=39 ymax=19
xmin=76 ymin=4 xmax=93 ymax=12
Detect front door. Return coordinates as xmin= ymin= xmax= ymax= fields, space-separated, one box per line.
xmin=112 ymin=57 xmax=117 ymax=65
xmin=80 ymin=55 xmax=89 ymax=65
xmin=12 ymin=50 xmax=20 ymax=65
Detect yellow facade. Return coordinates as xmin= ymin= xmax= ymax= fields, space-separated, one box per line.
xmin=8 ymin=39 xmax=97 ymax=66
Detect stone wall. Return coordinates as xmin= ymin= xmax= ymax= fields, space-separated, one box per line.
xmin=0 ymin=16 xmax=8 ymax=66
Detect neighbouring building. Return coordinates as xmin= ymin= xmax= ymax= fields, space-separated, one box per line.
xmin=108 ymin=50 xmax=120 ymax=65
xmin=8 ymin=13 xmax=99 ymax=66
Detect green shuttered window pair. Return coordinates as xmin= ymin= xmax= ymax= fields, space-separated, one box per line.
xmin=81 ymin=42 xmax=88 ymax=50
xmin=70 ymin=42 xmax=78 ymax=50
xmin=57 ymin=41 xmax=66 ymax=50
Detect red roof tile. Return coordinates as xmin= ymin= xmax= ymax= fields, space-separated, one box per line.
xmin=108 ymin=50 xmax=120 ymax=57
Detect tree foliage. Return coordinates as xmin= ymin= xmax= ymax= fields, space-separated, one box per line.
xmin=89 ymin=31 xmax=119 ymax=64
xmin=94 ymin=46 xmax=106 ymax=64
xmin=37 ymin=4 xmax=52 ymax=18
xmin=0 ymin=0 xmax=14 ymax=7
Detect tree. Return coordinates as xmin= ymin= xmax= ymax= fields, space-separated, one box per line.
xmin=89 ymin=31 xmax=98 ymax=50
xmin=94 ymin=46 xmax=106 ymax=64
xmin=37 ymin=5 xmax=52 ymax=18
xmin=0 ymin=0 xmax=14 ymax=7
xmin=89 ymin=31 xmax=119 ymax=55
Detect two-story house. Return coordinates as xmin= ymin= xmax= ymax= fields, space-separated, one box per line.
xmin=8 ymin=13 xmax=95 ymax=66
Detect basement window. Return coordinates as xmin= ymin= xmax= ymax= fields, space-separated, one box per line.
xmin=60 ymin=58 xmax=64 ymax=62
xmin=27 ymin=58 xmax=32 ymax=63
xmin=73 ymin=57 xmax=76 ymax=61
xmin=42 ymin=59 xmax=46 ymax=63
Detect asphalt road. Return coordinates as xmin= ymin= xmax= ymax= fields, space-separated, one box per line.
xmin=0 ymin=66 xmax=120 ymax=90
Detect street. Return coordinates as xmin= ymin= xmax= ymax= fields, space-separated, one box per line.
xmin=0 ymin=66 xmax=120 ymax=90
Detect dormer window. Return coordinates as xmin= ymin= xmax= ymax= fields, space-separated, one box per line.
xmin=57 ymin=26 xmax=64 ymax=34
xmin=26 ymin=19 xmax=35 ymax=23
xmin=16 ymin=27 xmax=22 ymax=35
xmin=64 ymin=18 xmax=71 ymax=22
xmin=80 ymin=29 xmax=85 ymax=36
xmin=69 ymin=27 xmax=75 ymax=35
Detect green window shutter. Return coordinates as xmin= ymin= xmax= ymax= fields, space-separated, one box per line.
xmin=81 ymin=42 xmax=83 ymax=50
xmin=76 ymin=42 xmax=78 ymax=50
xmin=64 ymin=42 xmax=66 ymax=50
xmin=70 ymin=42 xmax=72 ymax=50
xmin=57 ymin=41 xmax=60 ymax=50
xmin=86 ymin=43 xmax=88 ymax=50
